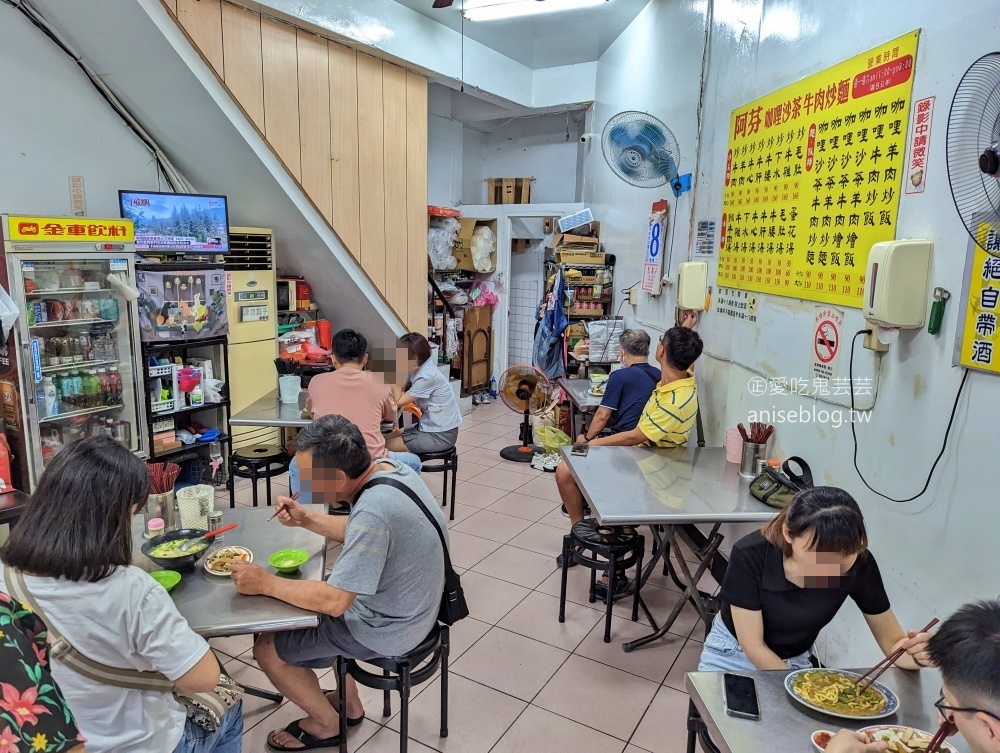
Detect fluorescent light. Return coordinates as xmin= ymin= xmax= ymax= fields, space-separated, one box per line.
xmin=463 ymin=0 xmax=609 ymax=23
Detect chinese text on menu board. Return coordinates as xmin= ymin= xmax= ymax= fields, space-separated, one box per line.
xmin=717 ymin=31 xmax=920 ymax=308
xmin=958 ymin=225 xmax=1000 ymax=374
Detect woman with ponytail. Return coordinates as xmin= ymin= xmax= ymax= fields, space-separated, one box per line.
xmin=698 ymin=486 xmax=933 ymax=672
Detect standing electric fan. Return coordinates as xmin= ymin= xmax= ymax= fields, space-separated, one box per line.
xmin=946 ymin=52 xmax=1000 ymax=254
xmin=497 ymin=364 xmax=553 ymax=462
xmin=601 ymin=110 xmax=691 ymax=196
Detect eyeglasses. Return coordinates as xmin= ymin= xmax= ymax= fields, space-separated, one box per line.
xmin=935 ymin=693 xmax=1000 ymax=724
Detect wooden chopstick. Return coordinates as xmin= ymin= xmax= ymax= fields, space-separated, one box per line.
xmin=268 ymin=491 xmax=301 ymax=521
xmin=924 ymin=720 xmax=956 ymax=753
xmin=856 ymin=617 xmax=939 ymax=692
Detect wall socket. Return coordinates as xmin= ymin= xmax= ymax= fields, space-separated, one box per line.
xmin=862 ymin=322 xmax=889 ymax=352
xmin=629 ymin=286 xmax=639 ymax=305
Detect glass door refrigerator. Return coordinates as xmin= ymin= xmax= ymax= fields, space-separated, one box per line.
xmin=0 ymin=215 xmax=148 ymax=491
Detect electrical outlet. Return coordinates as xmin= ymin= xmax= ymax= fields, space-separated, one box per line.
xmin=629 ymin=286 xmax=639 ymax=305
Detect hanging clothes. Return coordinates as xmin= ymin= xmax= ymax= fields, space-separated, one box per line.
xmin=532 ymin=268 xmax=569 ymax=380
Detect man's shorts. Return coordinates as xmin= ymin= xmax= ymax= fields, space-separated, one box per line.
xmin=274 ymin=615 xmax=383 ymax=668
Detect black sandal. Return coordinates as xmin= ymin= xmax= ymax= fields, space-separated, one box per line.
xmin=267 ymin=720 xmax=341 ymax=751
xmin=323 ymin=691 xmax=366 ymax=726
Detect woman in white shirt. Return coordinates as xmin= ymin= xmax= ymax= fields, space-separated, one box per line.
xmin=0 ymin=437 xmax=243 ymax=753
xmin=386 ymin=332 xmax=463 ymax=454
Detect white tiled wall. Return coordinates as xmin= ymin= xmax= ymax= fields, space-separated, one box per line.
xmin=508 ymin=280 xmax=539 ymax=366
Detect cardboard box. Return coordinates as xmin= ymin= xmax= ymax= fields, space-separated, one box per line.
xmin=547 ymin=221 xmax=601 ymax=251
xmin=557 ymin=250 xmax=606 ymax=265
xmin=453 ymin=218 xmax=497 ymax=272
xmin=487 ymin=177 xmax=533 ymax=205
xmin=512 ymin=238 xmax=531 ymax=254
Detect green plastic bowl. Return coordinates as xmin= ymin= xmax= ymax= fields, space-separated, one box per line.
xmin=269 ymin=548 xmax=309 ymax=573
xmin=150 ymin=570 xmax=181 ymax=592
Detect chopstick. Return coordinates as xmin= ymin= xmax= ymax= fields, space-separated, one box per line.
xmin=268 ymin=491 xmax=301 ymax=521
xmin=738 ymin=422 xmax=774 ymax=444
xmin=924 ymin=720 xmax=957 ymax=753
xmin=856 ymin=617 xmax=939 ymax=692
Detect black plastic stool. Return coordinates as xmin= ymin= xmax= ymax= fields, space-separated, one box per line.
xmin=336 ymin=623 xmax=449 ymax=753
xmin=228 ymin=445 xmax=290 ymax=508
xmin=559 ymin=519 xmax=655 ymax=643
xmin=416 ymin=447 xmax=458 ymax=520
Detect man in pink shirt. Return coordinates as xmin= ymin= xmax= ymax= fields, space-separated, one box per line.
xmin=289 ymin=329 xmax=421 ymax=502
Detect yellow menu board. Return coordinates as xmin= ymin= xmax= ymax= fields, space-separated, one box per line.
xmin=717 ymin=30 xmax=920 ymax=308
xmin=957 ymin=223 xmax=1000 ymax=374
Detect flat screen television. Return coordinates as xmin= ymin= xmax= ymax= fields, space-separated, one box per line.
xmin=119 ymin=190 xmax=230 ymax=254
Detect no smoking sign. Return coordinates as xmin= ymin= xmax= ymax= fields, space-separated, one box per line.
xmin=811 ymin=306 xmax=844 ymax=381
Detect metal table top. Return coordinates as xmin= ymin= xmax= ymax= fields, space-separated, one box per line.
xmin=559 ymin=445 xmax=779 ymax=526
xmin=230 ymin=389 xmax=311 ymax=428
xmin=558 ymin=377 xmax=604 ymax=412
xmin=131 ymin=505 xmax=326 ymax=638
xmin=686 ymin=668 xmax=969 ymax=753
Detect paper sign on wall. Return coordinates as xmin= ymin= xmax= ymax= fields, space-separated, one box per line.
xmin=68 ymin=176 xmax=86 ymax=217
xmin=811 ymin=305 xmax=844 ymax=382
xmin=904 ymin=96 xmax=934 ymax=194
xmin=955 ymin=224 xmax=1000 ymax=374
xmin=717 ymin=30 xmax=920 ymax=309
xmin=695 ymin=220 xmax=716 ymax=257
xmin=641 ymin=207 xmax=669 ymax=296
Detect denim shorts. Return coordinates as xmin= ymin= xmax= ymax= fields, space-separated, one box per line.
xmin=697 ymin=616 xmax=813 ymax=672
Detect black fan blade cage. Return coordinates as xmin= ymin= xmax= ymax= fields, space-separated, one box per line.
xmin=947 ymin=52 xmax=1000 ymax=256
xmin=602 ymin=111 xmax=682 ymax=189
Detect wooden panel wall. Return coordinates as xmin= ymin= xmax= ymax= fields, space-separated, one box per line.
xmin=169 ymin=0 xmax=429 ymax=331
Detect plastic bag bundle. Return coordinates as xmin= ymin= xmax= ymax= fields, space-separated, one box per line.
xmin=470 ymin=224 xmax=496 ymax=272
xmin=469 ymin=281 xmax=500 ymax=310
xmin=428 ymin=217 xmax=460 ymax=270
xmin=445 ymin=318 xmax=459 ymax=358
xmin=587 ymin=318 xmax=625 ymax=363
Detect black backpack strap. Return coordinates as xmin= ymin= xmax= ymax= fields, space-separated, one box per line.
xmin=782 ymin=456 xmax=813 ymax=488
xmin=357 ymin=476 xmax=456 ymax=573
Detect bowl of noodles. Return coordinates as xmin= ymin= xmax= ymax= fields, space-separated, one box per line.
xmin=785 ymin=669 xmax=899 ymax=720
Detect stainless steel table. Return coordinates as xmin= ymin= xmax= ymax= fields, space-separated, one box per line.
xmin=558 ymin=377 xmax=603 ymax=438
xmin=229 ymin=389 xmax=311 ymax=428
xmin=686 ymin=668 xmax=969 ymax=753
xmin=132 ymin=505 xmax=327 ymax=638
xmin=559 ymin=446 xmax=778 ymax=652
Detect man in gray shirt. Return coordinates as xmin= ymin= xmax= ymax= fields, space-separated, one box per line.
xmin=231 ymin=414 xmax=448 ymax=751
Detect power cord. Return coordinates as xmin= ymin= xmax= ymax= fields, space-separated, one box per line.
xmin=849 ymin=329 xmax=969 ymax=502
xmin=589 ymin=281 xmax=640 ymax=365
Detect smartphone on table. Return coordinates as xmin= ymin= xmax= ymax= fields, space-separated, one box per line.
xmin=723 ymin=673 xmax=760 ymax=720
xmin=571 ymin=443 xmax=590 ymax=457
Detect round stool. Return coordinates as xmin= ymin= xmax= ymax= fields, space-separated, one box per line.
xmin=228 ymin=445 xmax=290 ymax=508
xmin=558 ymin=519 xmax=652 ymax=643
xmin=335 ymin=623 xmax=449 ymax=753
xmin=416 ymin=447 xmax=458 ymax=520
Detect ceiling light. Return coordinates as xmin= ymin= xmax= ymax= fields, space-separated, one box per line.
xmin=463 ymin=0 xmax=609 ymax=23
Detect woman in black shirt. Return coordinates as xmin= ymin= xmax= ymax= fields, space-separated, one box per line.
xmin=698 ymin=487 xmax=933 ymax=672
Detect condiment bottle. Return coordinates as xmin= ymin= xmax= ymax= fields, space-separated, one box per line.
xmin=147 ymin=517 xmax=165 ymax=538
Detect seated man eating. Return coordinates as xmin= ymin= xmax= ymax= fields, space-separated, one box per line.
xmin=577 ymin=329 xmax=662 ymax=443
xmin=231 ymin=414 xmax=448 ymax=751
xmin=555 ymin=325 xmax=703 ymax=570
xmin=290 ymin=328 xmax=421 ymax=503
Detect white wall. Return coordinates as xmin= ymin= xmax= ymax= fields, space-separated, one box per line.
xmin=463 ymin=113 xmax=584 ymax=205
xmin=585 ymin=0 xmax=1000 ymax=666
xmin=0 ymin=4 xmax=161 ymax=216
xmin=428 ymin=86 xmax=464 ymax=208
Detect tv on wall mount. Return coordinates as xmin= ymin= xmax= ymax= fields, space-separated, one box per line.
xmin=119 ymin=190 xmax=230 ymax=254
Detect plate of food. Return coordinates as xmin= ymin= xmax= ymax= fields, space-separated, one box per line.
xmin=204 ymin=546 xmax=253 ymax=576
xmin=857 ymin=725 xmax=958 ymax=753
xmin=588 ymin=384 xmax=607 ymax=397
xmin=785 ymin=669 xmax=899 ymax=720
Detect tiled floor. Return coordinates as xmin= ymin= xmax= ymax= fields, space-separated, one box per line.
xmin=217 ymin=403 xmax=713 ymax=752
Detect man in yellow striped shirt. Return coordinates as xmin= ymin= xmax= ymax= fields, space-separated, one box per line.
xmin=554 ymin=325 xmax=704 ymax=560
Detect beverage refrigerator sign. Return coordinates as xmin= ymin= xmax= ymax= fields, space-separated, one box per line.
xmin=641 ymin=207 xmax=669 ymax=296
xmin=717 ymin=30 xmax=920 ymax=308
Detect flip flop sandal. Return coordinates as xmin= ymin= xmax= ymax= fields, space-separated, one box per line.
xmin=267 ymin=719 xmax=341 ymax=751
xmin=323 ymin=691 xmax=366 ymax=727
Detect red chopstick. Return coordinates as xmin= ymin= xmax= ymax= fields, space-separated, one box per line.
xmin=856 ymin=617 xmax=939 ymax=692
xmin=268 ymin=491 xmax=301 ymax=521
xmin=924 ymin=720 xmax=957 ymax=753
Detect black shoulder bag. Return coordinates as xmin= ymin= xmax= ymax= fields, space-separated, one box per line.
xmin=358 ymin=477 xmax=469 ymax=625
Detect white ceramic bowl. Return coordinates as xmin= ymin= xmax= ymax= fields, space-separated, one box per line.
xmin=811 ymin=730 xmax=835 ymax=751
xmin=203 ymin=546 xmax=253 ymax=577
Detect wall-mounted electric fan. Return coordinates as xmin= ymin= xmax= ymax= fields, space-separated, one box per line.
xmin=947 ymin=52 xmax=1000 ymax=256
xmin=601 ymin=111 xmax=691 ymax=196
